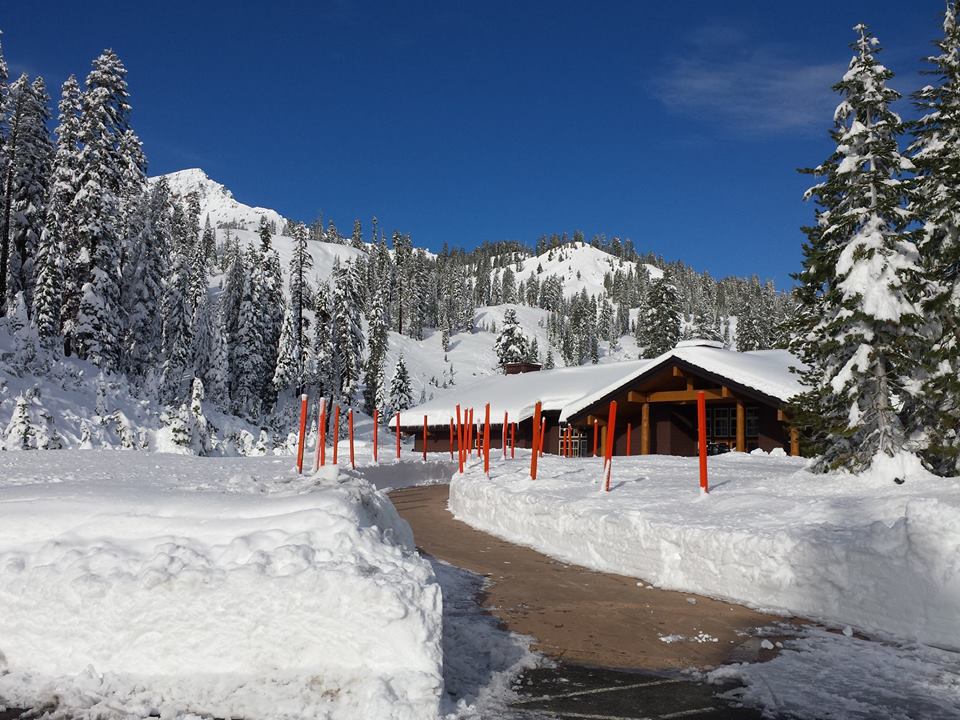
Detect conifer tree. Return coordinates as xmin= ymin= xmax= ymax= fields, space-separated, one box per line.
xmin=641 ymin=277 xmax=681 ymax=356
xmin=910 ymin=2 xmax=960 ymax=473
xmin=791 ymin=25 xmax=921 ymax=472
xmin=288 ymin=221 xmax=313 ymax=352
xmin=388 ymin=355 xmax=413 ymax=415
xmin=362 ymin=288 xmax=389 ymax=414
xmin=494 ymin=307 xmax=529 ymax=365
xmin=33 ymin=75 xmax=82 ymax=343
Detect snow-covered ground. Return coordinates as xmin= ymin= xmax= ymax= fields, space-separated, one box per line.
xmin=449 ymin=451 xmax=960 ymax=651
xmin=0 ymin=452 xmax=445 ymax=720
xmin=0 ymin=450 xmax=539 ymax=720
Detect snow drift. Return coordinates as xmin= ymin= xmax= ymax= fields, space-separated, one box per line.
xmin=449 ymin=452 xmax=960 ymax=651
xmin=0 ymin=452 xmax=443 ymax=720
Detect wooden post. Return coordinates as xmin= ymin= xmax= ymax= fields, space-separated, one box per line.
xmin=790 ymin=426 xmax=800 ymax=457
xmin=456 ymin=404 xmax=464 ymax=474
xmin=423 ymin=415 xmax=428 ymax=461
xmin=698 ymin=391 xmax=708 ymax=493
xmin=641 ymin=402 xmax=650 ymax=455
xmin=373 ymin=408 xmax=379 ymax=463
xmin=396 ymin=411 xmax=401 ymax=460
xmin=593 ymin=419 xmax=599 ymax=457
xmin=530 ymin=401 xmax=542 ymax=480
xmin=315 ymin=397 xmax=327 ymax=470
xmin=503 ymin=411 xmax=508 ymax=458
xmin=626 ymin=422 xmax=632 ymax=456
xmin=483 ymin=403 xmax=491 ymax=475
xmin=510 ymin=422 xmax=516 ymax=458
xmin=333 ymin=405 xmax=340 ymax=465
xmin=604 ymin=401 xmax=617 ymax=491
xmin=736 ymin=400 xmax=746 ymax=453
xmin=348 ymin=409 xmax=355 ymax=469
xmin=449 ymin=419 xmax=454 ymax=460
xmin=296 ymin=394 xmax=308 ymax=474
xmin=540 ymin=421 xmax=546 ymax=457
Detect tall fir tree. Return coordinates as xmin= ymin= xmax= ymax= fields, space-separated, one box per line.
xmin=388 ymin=355 xmax=413 ymax=416
xmin=641 ymin=277 xmax=681 ymax=356
xmin=791 ymin=25 xmax=922 ymax=472
xmin=910 ymin=2 xmax=960 ymax=474
xmin=494 ymin=307 xmax=529 ymax=365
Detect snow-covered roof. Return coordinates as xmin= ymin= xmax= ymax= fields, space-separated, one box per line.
xmin=558 ymin=346 xmax=803 ymax=421
xmin=392 ymin=360 xmax=651 ymax=428
xmin=394 ymin=345 xmax=803 ymax=429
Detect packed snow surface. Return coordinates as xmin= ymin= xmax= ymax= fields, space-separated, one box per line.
xmin=0 ymin=452 xmax=443 ymax=720
xmin=449 ymin=451 xmax=960 ymax=651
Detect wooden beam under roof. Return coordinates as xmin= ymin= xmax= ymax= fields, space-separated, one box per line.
xmin=628 ymin=388 xmax=731 ymax=403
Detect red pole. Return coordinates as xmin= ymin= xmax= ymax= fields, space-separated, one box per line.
xmin=349 ymin=409 xmax=355 ymax=469
xmin=456 ymin=404 xmax=464 ymax=474
xmin=593 ymin=419 xmax=599 ymax=457
xmin=449 ymin=419 xmax=454 ymax=460
xmin=373 ymin=408 xmax=379 ymax=463
xmin=502 ymin=411 xmax=508 ymax=458
xmin=423 ymin=415 xmax=428 ymax=462
xmin=626 ymin=422 xmax=632 ymax=456
xmin=468 ymin=409 xmax=474 ymax=456
xmin=604 ymin=401 xmax=618 ymax=492
xmin=296 ymin=394 xmax=308 ymax=474
xmin=530 ymin=402 xmax=542 ymax=480
xmin=315 ymin=397 xmax=327 ymax=470
xmin=511 ymin=422 xmax=516 ymax=458
xmin=396 ymin=411 xmax=401 ymax=460
xmin=698 ymin=391 xmax=708 ymax=493
xmin=484 ymin=403 xmax=491 ymax=475
xmin=332 ymin=405 xmax=340 ymax=465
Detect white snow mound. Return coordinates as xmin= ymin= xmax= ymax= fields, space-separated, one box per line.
xmin=0 ymin=451 xmax=442 ymax=720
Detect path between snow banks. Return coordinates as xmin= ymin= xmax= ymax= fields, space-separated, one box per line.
xmin=449 ymin=452 xmax=960 ymax=650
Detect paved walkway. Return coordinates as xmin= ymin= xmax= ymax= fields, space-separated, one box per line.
xmin=391 ymin=484 xmax=785 ymax=671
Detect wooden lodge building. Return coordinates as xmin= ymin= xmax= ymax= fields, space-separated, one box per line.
xmin=393 ymin=340 xmax=804 ymax=458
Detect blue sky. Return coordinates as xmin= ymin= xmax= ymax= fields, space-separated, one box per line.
xmin=1 ymin=1 xmax=947 ymax=287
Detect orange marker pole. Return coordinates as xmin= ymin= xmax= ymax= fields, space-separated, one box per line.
xmin=626 ymin=422 xmax=632 ymax=456
xmin=423 ymin=415 xmax=428 ymax=462
xmin=483 ymin=403 xmax=491 ymax=475
xmin=511 ymin=422 xmax=516 ymax=458
xmin=332 ymin=405 xmax=340 ymax=465
xmin=502 ymin=412 xmax=508 ymax=458
xmin=315 ymin=397 xmax=327 ymax=470
xmin=348 ymin=409 xmax=355 ymax=469
xmin=449 ymin=419 xmax=454 ymax=460
xmin=468 ymin=409 xmax=474 ymax=457
xmin=373 ymin=408 xmax=379 ymax=463
xmin=296 ymin=394 xmax=309 ymax=474
xmin=396 ymin=411 xmax=401 ymax=459
xmin=456 ymin=404 xmax=464 ymax=473
xmin=604 ymin=401 xmax=618 ymax=492
xmin=530 ymin=401 xmax=542 ymax=480
xmin=698 ymin=391 xmax=708 ymax=493
xmin=593 ymin=419 xmax=599 ymax=458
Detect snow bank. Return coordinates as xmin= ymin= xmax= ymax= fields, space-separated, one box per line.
xmin=0 ymin=452 xmax=442 ymax=720
xmin=449 ymin=453 xmax=960 ymax=650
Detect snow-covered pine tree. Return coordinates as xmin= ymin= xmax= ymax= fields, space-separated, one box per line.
xmin=642 ymin=277 xmax=681 ymax=356
xmin=259 ymin=245 xmax=285 ymax=404
xmin=791 ymin=24 xmax=922 ymax=473
xmin=232 ymin=251 xmax=265 ymax=417
xmin=191 ymin=293 xmax=228 ymax=406
xmin=272 ymin=304 xmax=305 ymax=396
xmin=4 ymin=393 xmax=35 ymax=450
xmin=388 ymin=355 xmax=413 ymax=415
xmin=71 ymin=51 xmax=133 ymax=369
xmin=362 ymin=288 xmax=388 ymax=415
xmin=160 ymin=232 xmax=194 ymax=402
xmin=312 ymin=281 xmax=334 ymax=400
xmin=34 ymin=77 xmax=83 ymax=343
xmin=2 ymin=76 xmax=52 ymax=310
xmin=330 ymin=259 xmax=365 ymax=405
xmin=909 ymin=2 xmax=960 ymax=474
xmin=494 ymin=307 xmax=529 ymax=365
xmin=288 ymin=221 xmax=313 ymax=355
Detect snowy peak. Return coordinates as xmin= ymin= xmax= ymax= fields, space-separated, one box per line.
xmin=151 ymin=168 xmax=287 ymax=232
xmin=513 ymin=241 xmax=663 ymax=299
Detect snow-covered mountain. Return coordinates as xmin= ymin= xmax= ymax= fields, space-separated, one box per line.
xmin=155 ymin=168 xmax=288 ymax=232
xmin=513 ymin=241 xmax=663 ymax=299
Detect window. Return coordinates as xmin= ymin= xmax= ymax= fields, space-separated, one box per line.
xmin=707 ymin=406 xmax=759 ymax=438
